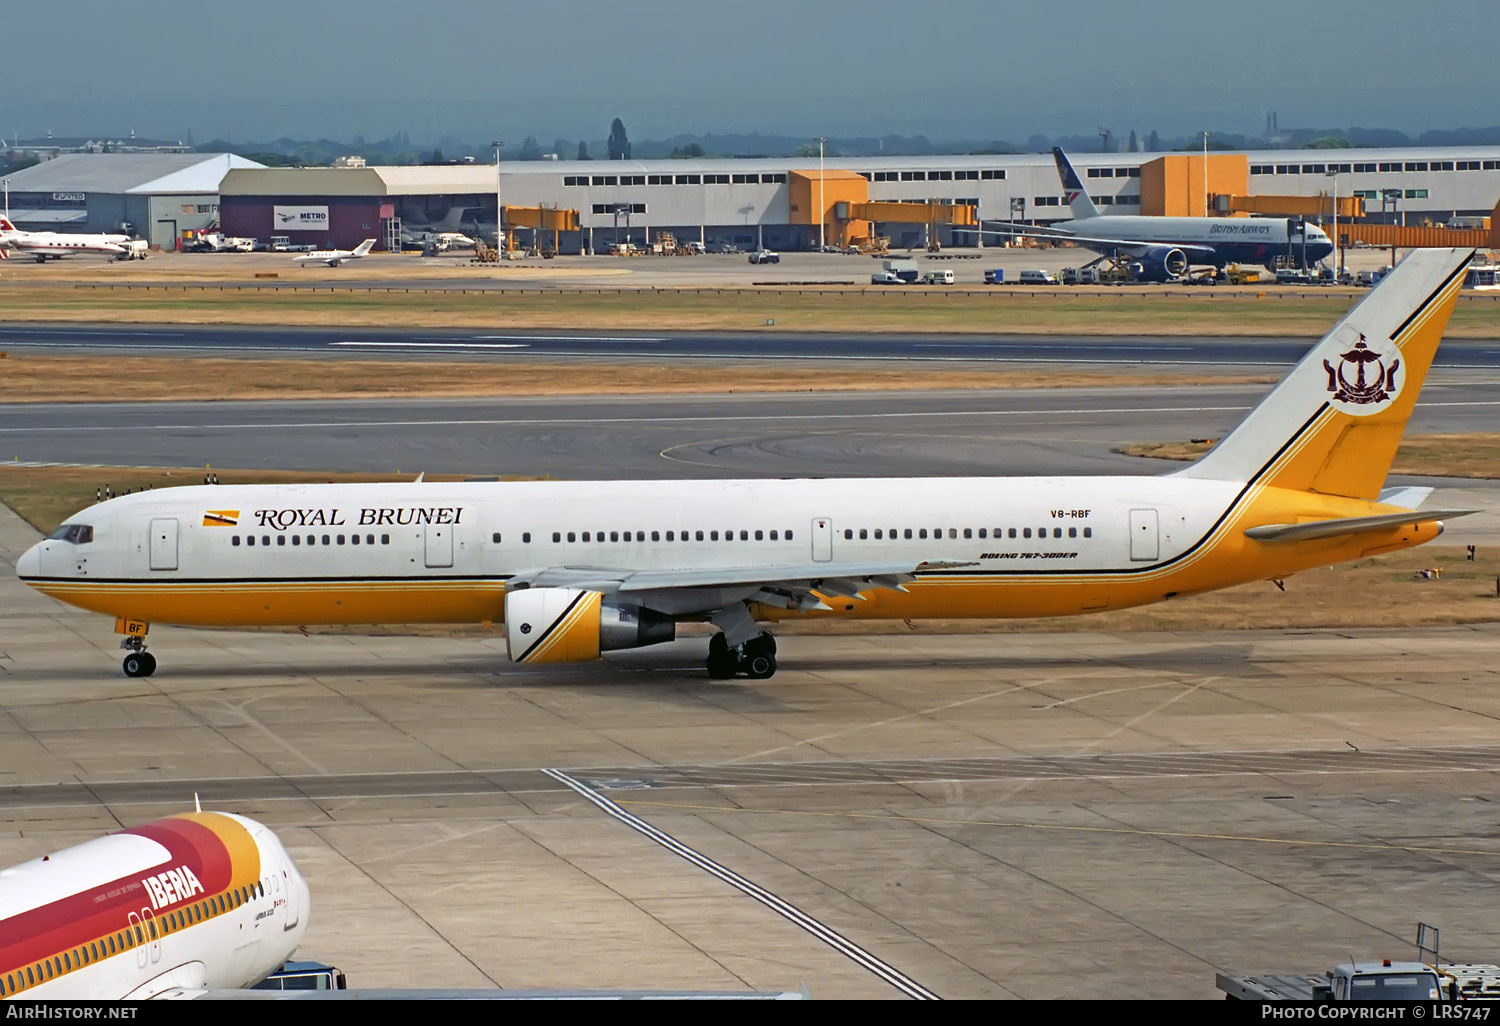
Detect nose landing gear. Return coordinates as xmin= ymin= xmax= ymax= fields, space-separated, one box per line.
xmin=121 ymin=635 xmax=157 ymax=678
xmin=706 ymin=631 xmax=777 ymax=680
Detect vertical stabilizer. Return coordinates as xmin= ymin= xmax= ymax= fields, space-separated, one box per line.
xmin=1175 ymin=248 xmax=1473 ymax=499
xmin=1052 ymin=147 xmax=1100 ymax=221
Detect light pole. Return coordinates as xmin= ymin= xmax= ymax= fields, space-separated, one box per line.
xmin=1200 ymin=131 xmax=1210 ymax=216
xmin=1382 ymin=188 xmax=1400 ymax=269
xmin=490 ymin=140 xmax=503 ymax=254
xmin=816 ymin=136 xmax=827 ymax=252
xmin=1325 ymin=168 xmax=1340 ymax=280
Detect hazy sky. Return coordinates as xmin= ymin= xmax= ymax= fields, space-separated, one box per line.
xmin=6 ymin=0 xmax=1495 ymax=144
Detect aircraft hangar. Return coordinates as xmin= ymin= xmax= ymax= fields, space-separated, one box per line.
xmin=0 ymin=152 xmax=262 ymax=249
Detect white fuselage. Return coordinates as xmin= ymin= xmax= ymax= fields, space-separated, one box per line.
xmin=1052 ymin=213 xmax=1334 ymax=266
xmin=17 ymin=471 xmax=1332 ymax=631
xmin=0 ymin=228 xmax=128 ymax=258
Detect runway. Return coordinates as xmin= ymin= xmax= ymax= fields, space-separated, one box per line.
xmin=4 ymin=379 xmax=1498 ymax=482
xmin=4 ymin=322 xmax=1500 ymax=367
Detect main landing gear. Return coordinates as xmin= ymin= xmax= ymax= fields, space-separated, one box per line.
xmin=707 ymin=631 xmax=777 ymax=680
xmin=121 ymin=635 xmax=157 ymax=678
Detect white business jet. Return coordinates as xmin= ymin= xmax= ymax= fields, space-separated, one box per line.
xmin=292 ymin=238 xmax=375 ymax=267
xmin=0 ymin=216 xmax=129 ymax=261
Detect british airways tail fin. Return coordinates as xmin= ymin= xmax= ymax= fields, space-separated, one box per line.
xmin=1175 ymin=248 xmax=1473 ymax=500
xmin=1052 ymin=147 xmax=1100 ymax=221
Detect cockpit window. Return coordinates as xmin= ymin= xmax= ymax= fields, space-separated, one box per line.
xmin=47 ymin=524 xmax=93 ymax=544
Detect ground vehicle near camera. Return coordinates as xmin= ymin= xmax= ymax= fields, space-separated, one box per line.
xmin=1018 ymin=269 xmax=1057 ymax=284
xmin=1218 ymin=925 xmax=1500 ymax=1001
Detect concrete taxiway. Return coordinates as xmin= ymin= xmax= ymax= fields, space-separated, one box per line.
xmin=5 ymin=498 xmax=1500 ymax=998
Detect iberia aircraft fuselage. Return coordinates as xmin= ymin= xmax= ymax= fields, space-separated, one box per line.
xmin=15 ymin=248 xmax=1478 ymax=680
xmin=0 ymin=812 xmax=309 ymax=999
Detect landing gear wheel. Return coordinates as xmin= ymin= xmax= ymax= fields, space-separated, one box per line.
xmin=706 ymin=651 xmax=738 ymax=680
xmin=709 ymin=632 xmax=729 ymax=659
xmin=122 ymin=652 xmax=156 ymax=678
xmin=744 ymin=652 xmax=777 ymax=679
xmin=740 ymin=634 xmax=778 ymax=679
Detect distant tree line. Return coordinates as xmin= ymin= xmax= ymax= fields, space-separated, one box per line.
xmin=195 ymin=120 xmax=1500 ymax=167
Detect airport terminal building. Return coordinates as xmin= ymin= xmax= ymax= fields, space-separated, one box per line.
xmin=8 ymin=145 xmax=1498 ymax=255
xmin=1 ymin=153 xmax=263 ymax=248
xmin=218 ymin=145 xmax=1500 ymax=255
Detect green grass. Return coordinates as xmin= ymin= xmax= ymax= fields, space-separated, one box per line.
xmin=4 ymin=284 xmax=1497 ymax=336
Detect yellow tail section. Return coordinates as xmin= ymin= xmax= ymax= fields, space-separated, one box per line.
xmin=1179 ymin=248 xmax=1473 ymax=500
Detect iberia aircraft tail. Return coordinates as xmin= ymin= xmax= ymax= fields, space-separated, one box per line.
xmin=1176 ymin=247 xmax=1473 ymax=501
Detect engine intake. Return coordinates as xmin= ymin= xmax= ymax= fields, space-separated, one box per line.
xmin=504 ymin=588 xmax=675 ymax=664
xmin=1135 ymin=246 xmax=1190 ymax=282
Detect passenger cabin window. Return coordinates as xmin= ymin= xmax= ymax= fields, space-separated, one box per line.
xmin=232 ymin=536 xmax=240 ymax=547
xmin=492 ymin=533 xmax=502 ymax=543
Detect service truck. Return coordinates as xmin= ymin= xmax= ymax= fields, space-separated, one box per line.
xmin=1218 ymin=925 xmax=1500 ymax=1001
xmin=881 ymin=258 xmax=919 ymax=283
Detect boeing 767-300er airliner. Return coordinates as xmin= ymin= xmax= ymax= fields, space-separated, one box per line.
xmin=0 ymin=812 xmax=309 ymax=999
xmin=16 ymin=248 xmax=1477 ymax=680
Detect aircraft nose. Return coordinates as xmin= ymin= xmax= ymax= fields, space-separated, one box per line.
xmin=16 ymin=541 xmax=41 ymax=580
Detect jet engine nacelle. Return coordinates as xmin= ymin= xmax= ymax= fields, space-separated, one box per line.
xmin=1135 ymin=246 xmax=1191 ymax=282
xmin=504 ymin=587 xmax=675 ymax=664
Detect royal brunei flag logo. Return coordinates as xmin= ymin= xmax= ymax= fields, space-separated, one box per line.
xmin=202 ymin=510 xmax=240 ymax=527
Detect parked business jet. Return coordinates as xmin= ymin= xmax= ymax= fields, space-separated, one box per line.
xmin=0 ymin=811 xmax=309 ymax=999
xmin=985 ymin=148 xmax=1334 ymax=278
xmin=0 ymin=217 xmax=129 ymax=262
xmin=292 ymin=239 xmax=375 ymax=267
xmin=15 ymin=249 xmax=1475 ymax=680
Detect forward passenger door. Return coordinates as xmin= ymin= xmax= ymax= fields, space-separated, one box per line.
xmin=424 ymin=522 xmax=454 ymax=568
xmin=148 ymin=519 xmax=178 ymax=571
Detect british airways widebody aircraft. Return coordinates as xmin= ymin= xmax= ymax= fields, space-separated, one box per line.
xmin=988 ymin=147 xmax=1335 ymax=278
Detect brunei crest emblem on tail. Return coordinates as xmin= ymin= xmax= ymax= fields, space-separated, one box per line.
xmin=1324 ymin=334 xmax=1399 ymax=409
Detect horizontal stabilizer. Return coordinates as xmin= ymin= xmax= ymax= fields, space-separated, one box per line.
xmin=1244 ymin=509 xmax=1475 ymax=544
xmin=1377 ymin=485 xmax=1434 ymax=509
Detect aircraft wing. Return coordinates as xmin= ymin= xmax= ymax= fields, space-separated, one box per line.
xmin=1244 ymin=509 xmax=1476 ymax=544
xmin=509 ymin=558 xmax=974 ymax=609
xmin=979 ymin=224 xmax=1219 ymax=259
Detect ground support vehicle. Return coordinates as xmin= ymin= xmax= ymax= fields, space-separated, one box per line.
xmin=1218 ymin=925 xmax=1500 ymax=1001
